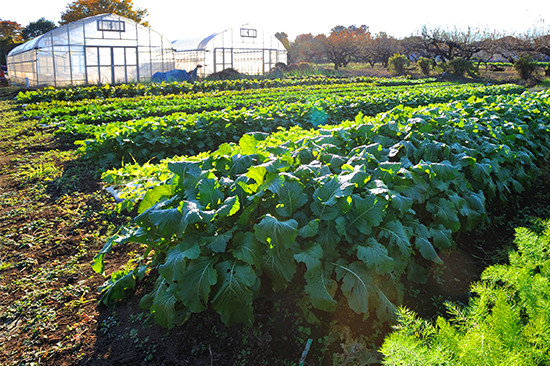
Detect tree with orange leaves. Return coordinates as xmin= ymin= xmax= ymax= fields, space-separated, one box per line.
xmin=0 ymin=20 xmax=23 ymax=64
xmin=60 ymin=0 xmax=148 ymax=26
xmin=319 ymin=25 xmax=370 ymax=70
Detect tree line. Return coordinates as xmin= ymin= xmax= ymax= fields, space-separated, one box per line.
xmin=276 ymin=25 xmax=550 ymax=77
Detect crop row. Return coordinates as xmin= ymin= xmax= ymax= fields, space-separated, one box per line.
xmin=94 ymin=91 xmax=550 ymax=329
xmin=74 ymin=83 xmax=524 ymax=167
xmin=24 ymin=82 xmax=448 ymax=125
xmin=16 ymin=75 xmax=437 ymax=103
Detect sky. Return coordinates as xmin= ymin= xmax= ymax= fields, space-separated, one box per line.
xmin=3 ymin=0 xmax=550 ymax=41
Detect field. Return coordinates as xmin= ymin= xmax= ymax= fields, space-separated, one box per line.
xmin=2 ymin=72 xmax=550 ymax=365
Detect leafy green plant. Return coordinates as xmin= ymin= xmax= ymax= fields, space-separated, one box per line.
xmin=93 ymin=91 xmax=550 ymax=329
xmin=445 ymin=57 xmax=477 ymax=77
xmin=380 ymin=220 xmax=550 ymax=365
xmin=417 ymin=57 xmax=432 ymax=76
xmin=514 ymin=56 xmax=538 ymax=81
xmin=388 ymin=54 xmax=409 ymax=75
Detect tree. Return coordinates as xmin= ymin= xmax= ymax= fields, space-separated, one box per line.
xmin=288 ymin=33 xmax=325 ymax=64
xmin=369 ymin=32 xmax=401 ymax=67
xmin=60 ymin=0 xmax=148 ymax=26
xmin=0 ymin=20 xmax=23 ymax=64
xmin=22 ymin=18 xmax=56 ymax=40
xmin=533 ymin=34 xmax=550 ymax=76
xmin=319 ymin=25 xmax=370 ymax=70
xmin=419 ymin=26 xmax=491 ymax=62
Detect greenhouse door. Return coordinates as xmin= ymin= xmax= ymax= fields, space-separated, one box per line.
xmin=85 ymin=46 xmax=138 ymax=84
xmin=263 ymin=49 xmax=278 ymax=73
xmin=213 ymin=48 xmax=233 ymax=73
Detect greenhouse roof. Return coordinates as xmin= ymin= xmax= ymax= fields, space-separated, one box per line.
xmin=172 ymin=32 xmax=219 ymax=51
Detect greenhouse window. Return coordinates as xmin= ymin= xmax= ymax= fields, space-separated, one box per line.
xmin=240 ymin=28 xmax=257 ymax=38
xmin=98 ymin=20 xmax=125 ymax=32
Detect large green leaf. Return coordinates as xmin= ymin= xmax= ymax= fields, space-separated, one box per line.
xmin=346 ymin=194 xmax=386 ymax=235
xmin=175 ymin=256 xmax=218 ymax=313
xmin=158 ymin=241 xmax=200 ymax=282
xmin=304 ymin=265 xmax=338 ymax=312
xmin=262 ymin=248 xmax=297 ymax=291
xmin=379 ymin=220 xmax=411 ymax=255
xmin=216 ymin=195 xmax=240 ymax=217
xmin=335 ymin=261 xmax=373 ymax=314
xmin=211 ymin=260 xmax=257 ymax=325
xmin=197 ymin=178 xmax=224 ymax=209
xmin=298 ymin=219 xmax=320 ymax=239
xmin=177 ymin=200 xmax=216 ymax=235
xmin=275 ymin=180 xmax=309 ymax=217
xmin=138 ymin=184 xmax=176 ymax=214
xmin=254 ymin=214 xmax=298 ymax=249
xmin=415 ymin=237 xmax=443 ymax=264
xmin=294 ymin=244 xmax=323 ymax=270
xmin=313 ymin=176 xmax=354 ymax=207
xmin=356 ymin=238 xmax=394 ymax=275
xmin=232 ymin=231 xmax=263 ymax=267
xmin=426 ymin=197 xmax=460 ymax=232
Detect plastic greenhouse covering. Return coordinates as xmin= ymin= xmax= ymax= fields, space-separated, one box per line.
xmin=7 ymin=14 xmax=174 ymax=87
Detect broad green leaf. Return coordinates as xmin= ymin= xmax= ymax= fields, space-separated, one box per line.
xmin=430 ymin=226 xmax=454 ymax=250
xmin=158 ymin=241 xmax=200 ymax=282
xmin=346 ymin=194 xmax=386 ymax=235
xmin=176 ymin=256 xmax=218 ymax=313
xmin=379 ymin=220 xmax=411 ymax=255
xmin=298 ymin=219 xmax=320 ymax=239
xmin=275 ymin=180 xmax=308 ymax=217
xmin=216 ymin=195 xmax=240 ymax=217
xmin=205 ymin=231 xmax=233 ymax=253
xmin=145 ymin=207 xmax=182 ymax=237
xmin=335 ymin=261 xmax=373 ymax=314
xmin=211 ymin=260 xmax=257 ymax=325
xmin=262 ymin=248 xmax=296 ymax=291
xmin=138 ymin=184 xmax=176 ymax=214
xmin=245 ymin=166 xmax=267 ymax=193
xmin=356 ymin=238 xmax=394 ymax=274
xmin=177 ymin=200 xmax=215 ymax=235
xmin=415 ymin=237 xmax=443 ymax=264
xmin=294 ymin=244 xmax=323 ymax=270
xmin=390 ymin=193 xmax=413 ymax=215
xmin=257 ymin=172 xmax=285 ymax=195
xmin=150 ymin=282 xmax=179 ymax=328
xmin=99 ymin=270 xmax=136 ymax=307
xmin=304 ymin=265 xmax=338 ymax=312
xmin=426 ymin=198 xmax=460 ymax=232
xmin=232 ymin=232 xmax=263 ymax=267
xmin=239 ymin=133 xmax=258 ymax=155
xmin=197 ymin=178 xmax=224 ymax=209
xmin=313 ymin=176 xmax=354 ymax=207
xmin=254 ymin=214 xmax=298 ymax=249
xmin=168 ymin=161 xmax=202 ymax=180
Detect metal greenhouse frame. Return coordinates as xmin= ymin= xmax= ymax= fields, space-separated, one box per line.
xmin=172 ymin=24 xmax=288 ymax=77
xmin=7 ymin=13 xmax=174 ymax=87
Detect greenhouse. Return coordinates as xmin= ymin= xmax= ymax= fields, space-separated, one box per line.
xmin=7 ymin=13 xmax=174 ymax=87
xmin=172 ymin=24 xmax=287 ymax=77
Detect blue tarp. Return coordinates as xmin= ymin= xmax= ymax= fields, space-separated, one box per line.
xmin=151 ymin=66 xmax=201 ymax=83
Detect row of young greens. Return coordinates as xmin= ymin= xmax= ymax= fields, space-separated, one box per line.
xmin=74 ymin=83 xmax=525 ymax=167
xmin=22 ymin=82 xmax=449 ymax=125
xmin=381 ymin=220 xmax=550 ymax=365
xmin=16 ymin=75 xmax=437 ymax=104
xmin=93 ymin=91 xmax=550 ymax=330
